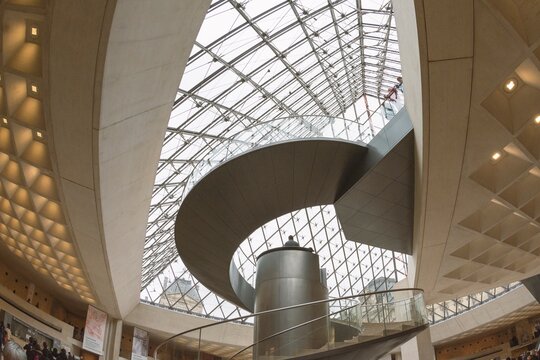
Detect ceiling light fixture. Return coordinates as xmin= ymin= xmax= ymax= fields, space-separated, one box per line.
xmin=504 ymin=78 xmax=517 ymax=93
xmin=2 ymin=117 xmax=7 ymax=125
xmin=491 ymin=151 xmax=502 ymax=161
xmin=534 ymin=114 xmax=540 ymax=125
xmin=35 ymin=131 xmax=43 ymax=139
xmin=31 ymin=84 xmax=38 ymax=94
xmin=31 ymin=26 xmax=39 ymax=37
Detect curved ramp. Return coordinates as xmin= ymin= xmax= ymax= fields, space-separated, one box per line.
xmin=292 ymin=324 xmax=428 ymax=360
xmin=175 ymin=110 xmax=415 ymax=310
xmin=175 ymin=139 xmax=368 ymax=310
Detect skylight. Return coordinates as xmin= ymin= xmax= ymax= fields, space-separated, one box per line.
xmin=141 ymin=0 xmax=405 ymax=319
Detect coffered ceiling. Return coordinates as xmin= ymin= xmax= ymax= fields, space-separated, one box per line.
xmin=0 ymin=0 xmax=95 ymax=304
xmin=401 ymin=0 xmax=540 ymax=303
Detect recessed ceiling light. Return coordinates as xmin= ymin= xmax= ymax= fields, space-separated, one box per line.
xmin=31 ymin=84 xmax=38 ymax=93
xmin=504 ymin=78 xmax=517 ymax=93
xmin=534 ymin=114 xmax=540 ymax=125
xmin=491 ymin=152 xmax=502 ymax=161
xmin=36 ymin=131 xmax=43 ymax=139
xmin=31 ymin=26 xmax=38 ymax=36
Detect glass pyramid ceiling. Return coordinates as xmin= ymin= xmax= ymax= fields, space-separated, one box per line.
xmin=141 ymin=0 xmax=404 ymax=319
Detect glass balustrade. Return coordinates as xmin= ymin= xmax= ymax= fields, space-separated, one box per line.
xmin=183 ymin=98 xmax=404 ymax=198
xmin=154 ymin=288 xmax=427 ymax=360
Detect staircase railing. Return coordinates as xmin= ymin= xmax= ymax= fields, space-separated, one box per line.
xmin=184 ymin=95 xmax=405 ymax=197
xmin=154 ymin=288 xmax=427 ymax=360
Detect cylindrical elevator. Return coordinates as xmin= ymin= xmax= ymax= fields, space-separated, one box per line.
xmin=253 ymin=236 xmax=328 ymax=357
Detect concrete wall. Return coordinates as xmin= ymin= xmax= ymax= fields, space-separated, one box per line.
xmin=430 ymin=286 xmax=536 ymax=344
xmin=49 ymin=0 xmax=211 ymax=319
xmin=125 ymin=303 xmax=253 ymax=348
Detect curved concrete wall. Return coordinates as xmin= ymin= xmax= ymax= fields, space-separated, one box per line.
xmin=175 ymin=139 xmax=368 ymax=310
xmin=48 ymin=0 xmax=210 ymax=317
xmin=124 ymin=302 xmax=253 ymax=349
xmin=430 ymin=286 xmax=536 ymax=345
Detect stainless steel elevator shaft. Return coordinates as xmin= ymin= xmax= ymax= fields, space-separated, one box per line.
xmin=253 ymin=236 xmax=328 ymax=356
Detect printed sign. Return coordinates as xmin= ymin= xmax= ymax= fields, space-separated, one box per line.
xmin=131 ymin=327 xmax=149 ymax=360
xmin=82 ymin=305 xmax=107 ymax=355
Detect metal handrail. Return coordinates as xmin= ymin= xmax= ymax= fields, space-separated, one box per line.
xmin=184 ymin=94 xmax=404 ymax=195
xmin=228 ymin=303 xmax=359 ymax=360
xmin=228 ymin=96 xmax=392 ymax=138
xmin=154 ymin=287 xmax=423 ymax=357
xmin=229 ymin=294 xmax=427 ymax=360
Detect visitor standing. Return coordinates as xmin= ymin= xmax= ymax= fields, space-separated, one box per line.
xmin=4 ymin=324 xmax=11 ymax=343
xmin=55 ymin=349 xmax=67 ymax=360
xmin=41 ymin=342 xmax=51 ymax=360
xmin=0 ymin=322 xmax=4 ymax=353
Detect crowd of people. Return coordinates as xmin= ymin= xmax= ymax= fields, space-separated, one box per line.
xmin=506 ymin=350 xmax=540 ymax=360
xmin=21 ymin=338 xmax=75 ymax=360
xmin=1 ymin=322 xmax=76 ymax=360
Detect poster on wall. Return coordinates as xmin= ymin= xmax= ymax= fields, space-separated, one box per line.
xmin=82 ymin=305 xmax=107 ymax=355
xmin=131 ymin=327 xmax=149 ymax=360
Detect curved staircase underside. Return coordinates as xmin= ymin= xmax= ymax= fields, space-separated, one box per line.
xmin=175 ymin=110 xmax=414 ymax=310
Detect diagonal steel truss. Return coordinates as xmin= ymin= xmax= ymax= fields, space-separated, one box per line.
xmin=139 ymin=0 xmax=521 ymax=322
xmin=426 ymin=283 xmax=522 ymax=324
xmin=137 ymin=0 xmax=503 ymax=323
